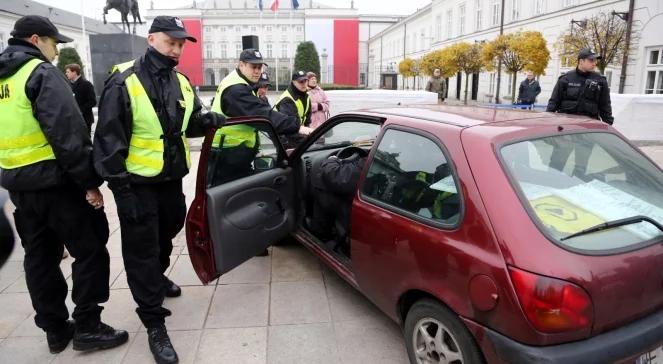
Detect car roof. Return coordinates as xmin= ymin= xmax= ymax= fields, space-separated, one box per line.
xmin=354 ymin=104 xmax=585 ymax=127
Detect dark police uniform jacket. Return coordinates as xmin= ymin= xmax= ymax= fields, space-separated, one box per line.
xmin=220 ymin=69 xmax=299 ymax=135
xmin=0 ymin=39 xmax=101 ymax=191
xmin=546 ymin=68 xmax=614 ymax=125
xmin=94 ymin=47 xmax=210 ymax=191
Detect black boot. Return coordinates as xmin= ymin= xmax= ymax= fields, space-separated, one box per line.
xmin=165 ymin=279 xmax=181 ymax=298
xmin=46 ymin=320 xmax=75 ymax=354
xmin=148 ymin=325 xmax=179 ymax=364
xmin=72 ymin=322 xmax=129 ymax=351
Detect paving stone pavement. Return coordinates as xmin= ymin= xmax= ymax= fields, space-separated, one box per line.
xmin=0 ymin=151 xmax=409 ymax=364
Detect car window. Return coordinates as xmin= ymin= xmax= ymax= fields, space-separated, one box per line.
xmin=500 ymin=132 xmax=663 ymax=253
xmin=307 ymin=121 xmax=380 ymax=151
xmin=206 ymin=122 xmax=285 ymax=188
xmin=361 ymin=129 xmax=461 ymax=226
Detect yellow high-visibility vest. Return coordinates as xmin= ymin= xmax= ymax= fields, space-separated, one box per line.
xmin=0 ymin=58 xmax=56 ymax=169
xmin=211 ymin=69 xmax=258 ymax=148
xmin=274 ymin=89 xmax=310 ymax=125
xmin=112 ymin=60 xmax=194 ymax=177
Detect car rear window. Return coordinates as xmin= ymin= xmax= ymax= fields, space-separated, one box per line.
xmin=500 ymin=132 xmax=663 ymax=253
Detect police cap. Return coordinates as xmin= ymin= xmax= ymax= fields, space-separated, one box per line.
xmin=240 ymin=49 xmax=267 ymax=65
xmin=578 ymin=48 xmax=602 ymax=60
xmin=149 ymin=16 xmax=197 ymax=42
xmin=11 ymin=15 xmax=73 ymax=43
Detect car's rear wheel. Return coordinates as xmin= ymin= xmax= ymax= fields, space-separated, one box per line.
xmin=404 ymin=299 xmax=484 ymax=364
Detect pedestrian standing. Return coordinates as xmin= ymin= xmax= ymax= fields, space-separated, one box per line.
xmin=65 ymin=63 xmax=97 ymax=134
xmin=0 ymin=15 xmax=128 ymax=354
xmin=306 ymin=72 xmax=329 ymax=129
xmin=517 ymin=71 xmax=541 ymax=107
xmin=93 ymin=16 xmax=223 ymax=364
xmin=425 ymin=68 xmax=447 ymax=103
xmin=546 ymin=48 xmax=613 ymax=124
xmin=273 ymin=70 xmax=313 ymax=149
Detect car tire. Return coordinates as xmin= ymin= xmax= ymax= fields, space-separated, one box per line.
xmin=404 ymin=299 xmax=485 ymax=364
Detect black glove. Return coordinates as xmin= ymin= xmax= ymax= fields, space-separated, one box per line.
xmin=317 ymin=103 xmax=323 ymax=111
xmin=202 ymin=112 xmax=226 ymax=129
xmin=113 ymin=188 xmax=144 ymax=223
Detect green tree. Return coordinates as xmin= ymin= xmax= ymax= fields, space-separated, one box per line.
xmin=293 ymin=41 xmax=320 ymax=79
xmin=420 ymin=49 xmax=456 ymax=78
xmin=56 ymin=47 xmax=84 ymax=75
xmin=556 ymin=12 xmax=627 ymax=75
xmin=398 ymin=58 xmax=417 ymax=89
xmin=482 ymin=31 xmax=550 ymax=101
xmin=443 ymin=42 xmax=484 ymax=104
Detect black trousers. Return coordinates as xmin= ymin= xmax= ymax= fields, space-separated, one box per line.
xmin=10 ymin=185 xmax=110 ymax=332
xmin=117 ymin=179 xmax=186 ymax=328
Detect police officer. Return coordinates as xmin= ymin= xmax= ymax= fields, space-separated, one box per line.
xmin=274 ymin=70 xmax=313 ymax=149
xmin=254 ymin=72 xmax=271 ymax=106
xmin=93 ymin=16 xmax=223 ymax=364
xmin=210 ymin=49 xmax=307 ymax=183
xmin=0 ymin=15 xmax=128 ymax=354
xmin=547 ymin=48 xmax=614 ymax=124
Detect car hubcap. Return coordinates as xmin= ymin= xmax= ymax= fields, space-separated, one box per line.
xmin=412 ymin=318 xmax=463 ymax=364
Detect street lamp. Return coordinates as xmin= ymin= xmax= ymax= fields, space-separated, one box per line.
xmin=613 ymin=0 xmax=635 ymax=94
xmin=570 ymin=19 xmax=587 ymax=28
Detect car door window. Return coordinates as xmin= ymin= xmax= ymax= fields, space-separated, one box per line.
xmin=307 ymin=121 xmax=381 ymax=152
xmin=207 ymin=122 xmax=285 ymax=188
xmin=361 ymin=129 xmax=461 ymax=226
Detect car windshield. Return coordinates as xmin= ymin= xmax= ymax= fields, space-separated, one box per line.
xmin=500 ymin=132 xmax=663 ymax=253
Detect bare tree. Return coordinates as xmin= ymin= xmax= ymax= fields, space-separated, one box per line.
xmin=556 ymin=12 xmax=627 ymax=75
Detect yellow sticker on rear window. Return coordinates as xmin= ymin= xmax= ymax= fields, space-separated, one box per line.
xmin=529 ymin=195 xmax=604 ymax=235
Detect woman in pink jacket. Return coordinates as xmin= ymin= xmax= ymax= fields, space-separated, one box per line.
xmin=307 ymin=72 xmax=330 ymax=129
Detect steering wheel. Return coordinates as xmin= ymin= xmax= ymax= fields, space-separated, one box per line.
xmin=335 ymin=146 xmax=368 ymax=160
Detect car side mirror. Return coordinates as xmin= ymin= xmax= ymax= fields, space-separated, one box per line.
xmin=254 ymin=156 xmax=275 ymax=171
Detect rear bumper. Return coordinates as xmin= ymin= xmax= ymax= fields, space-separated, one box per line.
xmin=484 ymin=310 xmax=663 ymax=364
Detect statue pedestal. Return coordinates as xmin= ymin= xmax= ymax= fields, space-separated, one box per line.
xmin=89 ymin=33 xmax=147 ymax=96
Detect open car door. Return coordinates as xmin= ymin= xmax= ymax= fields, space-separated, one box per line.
xmin=186 ymin=118 xmax=297 ymax=284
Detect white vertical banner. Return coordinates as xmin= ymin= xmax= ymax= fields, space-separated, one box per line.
xmin=80 ymin=0 xmax=90 ymax=80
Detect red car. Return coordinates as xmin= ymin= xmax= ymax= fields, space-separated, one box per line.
xmin=185 ymin=105 xmax=663 ymax=364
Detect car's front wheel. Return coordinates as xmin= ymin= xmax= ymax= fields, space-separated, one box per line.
xmin=404 ymin=299 xmax=484 ymax=364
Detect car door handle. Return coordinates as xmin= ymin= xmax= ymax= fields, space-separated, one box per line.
xmin=273 ymin=176 xmax=287 ymax=186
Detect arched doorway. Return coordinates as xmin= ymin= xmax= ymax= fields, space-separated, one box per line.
xmin=219 ymin=68 xmax=229 ymax=80
xmin=205 ymin=68 xmax=215 ymax=86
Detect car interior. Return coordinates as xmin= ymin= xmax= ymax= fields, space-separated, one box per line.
xmin=204 ymin=118 xmax=462 ymax=271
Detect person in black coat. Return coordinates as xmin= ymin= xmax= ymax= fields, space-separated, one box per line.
xmin=517 ymin=71 xmax=541 ymax=106
xmin=0 ymin=190 xmax=14 ymax=268
xmin=547 ymin=48 xmax=613 ymax=125
xmin=0 ymin=15 xmax=128 ymax=354
xmin=65 ymin=63 xmax=96 ymax=134
xmin=253 ymin=72 xmax=271 ymax=106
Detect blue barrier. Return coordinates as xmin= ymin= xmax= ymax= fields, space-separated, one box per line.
xmin=482 ymin=103 xmax=547 ymax=111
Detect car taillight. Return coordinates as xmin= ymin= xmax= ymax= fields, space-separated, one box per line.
xmin=509 ymin=267 xmax=593 ymax=333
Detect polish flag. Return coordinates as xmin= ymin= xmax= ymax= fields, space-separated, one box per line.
xmin=270 ymin=0 xmax=280 ymax=11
